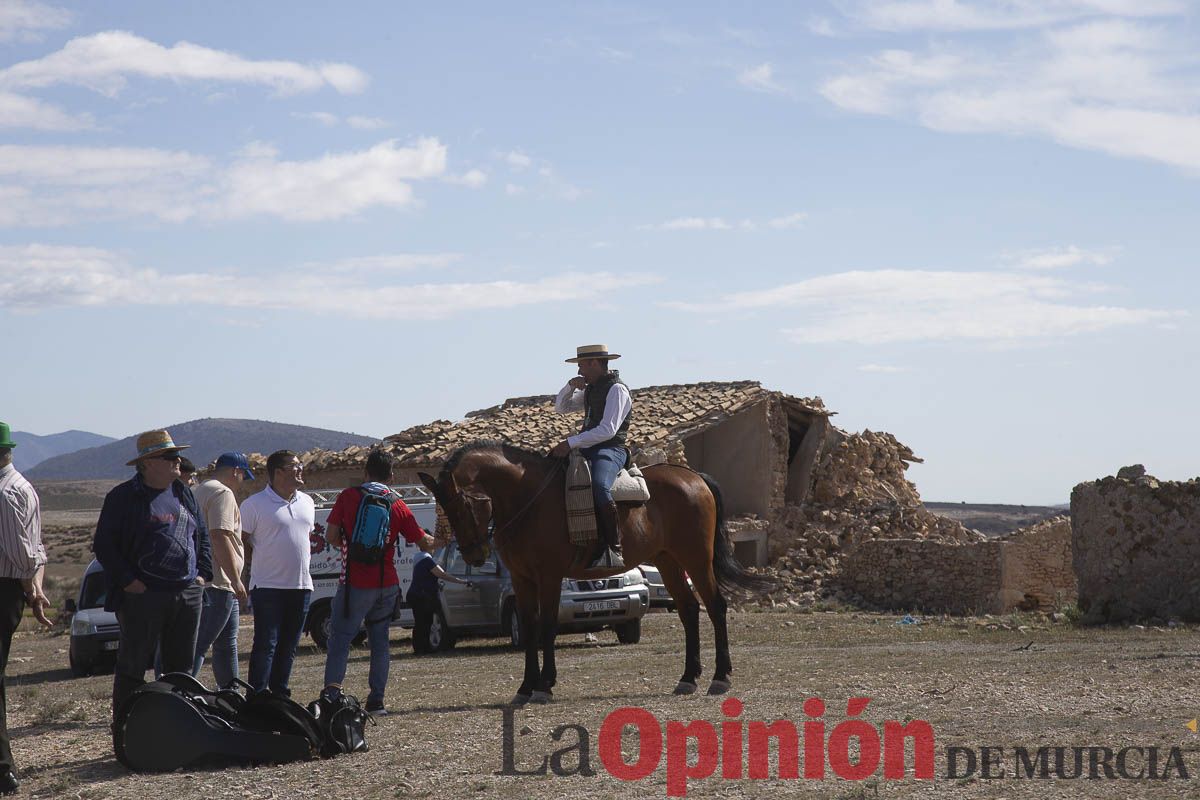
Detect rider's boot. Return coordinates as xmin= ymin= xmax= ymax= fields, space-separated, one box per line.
xmin=591 ymin=501 xmax=624 ymax=569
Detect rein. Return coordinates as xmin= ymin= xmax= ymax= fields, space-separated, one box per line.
xmin=489 ymin=458 xmax=564 ymax=539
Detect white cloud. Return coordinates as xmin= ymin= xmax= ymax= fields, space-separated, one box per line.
xmin=640 ymin=211 xmax=806 ymax=232
xmin=821 ymin=11 xmax=1200 ymax=173
xmin=0 ymin=139 xmax=449 ymax=225
xmin=859 ymin=364 xmax=909 ymax=373
xmin=0 ymin=91 xmax=92 ymax=130
xmin=844 ymin=0 xmax=1184 ymax=32
xmin=505 ymin=150 xmax=533 ymax=170
xmin=0 ymin=244 xmax=661 ymax=319
xmin=292 ymin=111 xmax=339 ymax=126
xmin=1008 ymin=245 xmax=1114 ymax=269
xmin=446 ymin=168 xmax=488 ymax=188
xmin=346 ymin=115 xmax=388 ymax=130
xmin=666 ymin=268 xmax=1180 ymax=344
xmin=738 ymin=63 xmax=788 ymax=95
xmin=505 ymin=183 xmax=525 ymax=196
xmin=0 ymin=1 xmax=71 ymax=42
xmin=312 ymin=253 xmax=462 ymax=273
xmin=0 ymin=30 xmax=367 ymax=96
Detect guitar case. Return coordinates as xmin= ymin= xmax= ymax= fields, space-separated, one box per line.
xmin=114 ymin=677 xmax=315 ymax=772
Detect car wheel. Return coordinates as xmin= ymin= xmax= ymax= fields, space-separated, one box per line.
xmin=307 ymin=602 xmax=331 ymax=650
xmin=428 ymin=608 xmax=455 ymax=652
xmin=615 ymin=618 xmax=641 ymax=645
xmin=69 ymin=645 xmax=92 ymax=677
xmin=509 ymin=605 xmax=526 ymax=650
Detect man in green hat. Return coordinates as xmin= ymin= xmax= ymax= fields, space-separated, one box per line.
xmin=0 ymin=422 xmax=51 ymax=796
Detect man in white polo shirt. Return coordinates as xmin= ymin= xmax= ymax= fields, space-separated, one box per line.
xmin=240 ymin=450 xmax=314 ymax=696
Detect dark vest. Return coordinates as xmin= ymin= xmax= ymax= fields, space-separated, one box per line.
xmin=582 ymin=371 xmax=632 ymax=449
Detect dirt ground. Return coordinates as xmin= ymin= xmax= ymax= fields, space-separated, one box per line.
xmin=6 ymin=606 xmax=1200 ymax=800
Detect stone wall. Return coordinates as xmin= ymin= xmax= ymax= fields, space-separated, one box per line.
xmin=839 ymin=539 xmax=1005 ymax=614
xmin=999 ymin=517 xmax=1076 ymax=611
xmin=838 ymin=517 xmax=1077 ymax=615
xmin=1072 ymin=467 xmax=1200 ymax=623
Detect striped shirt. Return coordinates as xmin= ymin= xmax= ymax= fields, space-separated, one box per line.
xmin=0 ymin=464 xmax=46 ymax=580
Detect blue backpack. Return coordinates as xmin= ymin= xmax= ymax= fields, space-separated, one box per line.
xmin=347 ymin=483 xmax=393 ymax=566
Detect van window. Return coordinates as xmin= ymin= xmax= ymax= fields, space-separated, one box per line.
xmin=470 ymin=552 xmax=499 ymax=576
xmin=444 ymin=548 xmax=469 ymax=577
xmin=80 ymin=572 xmax=107 ymax=610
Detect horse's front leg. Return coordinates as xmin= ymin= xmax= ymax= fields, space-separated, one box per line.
xmin=511 ymin=576 xmax=540 ymax=706
xmin=532 ymin=579 xmax=563 ymax=703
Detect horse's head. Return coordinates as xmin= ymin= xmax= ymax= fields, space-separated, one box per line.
xmin=418 ymin=469 xmax=493 ymax=567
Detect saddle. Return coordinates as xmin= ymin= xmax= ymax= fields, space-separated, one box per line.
xmin=565 ymin=453 xmax=649 ymax=547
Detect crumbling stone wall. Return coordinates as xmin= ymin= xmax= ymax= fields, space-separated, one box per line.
xmin=999 ymin=516 xmax=1076 ymax=611
xmin=1072 ymin=467 xmax=1200 ymax=622
xmin=838 ymin=517 xmax=1077 ymax=615
xmin=839 ymin=539 xmax=1005 ymax=614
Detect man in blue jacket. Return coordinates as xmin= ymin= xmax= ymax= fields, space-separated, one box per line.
xmin=93 ymin=429 xmax=212 ymax=724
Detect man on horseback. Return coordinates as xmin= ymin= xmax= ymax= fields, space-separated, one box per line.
xmin=550 ymin=344 xmax=632 ymax=569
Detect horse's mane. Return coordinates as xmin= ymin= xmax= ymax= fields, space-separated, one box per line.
xmin=439 ymin=439 xmax=550 ymax=481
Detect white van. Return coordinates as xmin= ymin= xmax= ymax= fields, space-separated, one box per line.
xmin=304 ymin=484 xmax=438 ymax=649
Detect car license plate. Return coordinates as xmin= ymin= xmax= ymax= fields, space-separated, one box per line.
xmin=103 ymin=640 xmax=119 ymax=651
xmin=583 ymin=600 xmax=620 ymax=612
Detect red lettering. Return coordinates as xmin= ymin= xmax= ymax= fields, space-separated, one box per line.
xmin=666 ymin=720 xmax=719 ymax=797
xmin=803 ymin=697 xmax=825 ymax=778
xmin=828 ymin=698 xmax=880 ymax=780
xmin=721 ymin=698 xmax=743 ymax=778
xmin=883 ymin=720 xmax=935 ymax=779
xmin=747 ymin=720 xmax=799 ymax=779
xmin=598 ymin=707 xmax=662 ymax=781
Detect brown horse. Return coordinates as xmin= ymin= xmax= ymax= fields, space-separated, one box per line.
xmin=418 ymin=440 xmax=772 ymax=704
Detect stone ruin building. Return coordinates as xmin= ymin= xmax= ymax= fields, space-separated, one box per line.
xmin=1071 ymin=465 xmax=1200 ymax=623
xmin=228 ymin=380 xmax=1079 ymax=614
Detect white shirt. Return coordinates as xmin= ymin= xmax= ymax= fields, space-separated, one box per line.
xmin=240 ymin=485 xmax=314 ymax=590
xmin=554 ymin=381 xmax=633 ymax=450
xmin=0 ymin=464 xmax=46 ymax=580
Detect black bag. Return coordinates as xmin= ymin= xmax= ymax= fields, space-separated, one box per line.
xmin=307 ymin=691 xmax=374 ymax=757
xmin=236 ymin=691 xmax=326 ymax=754
xmin=114 ymin=678 xmax=313 ymax=772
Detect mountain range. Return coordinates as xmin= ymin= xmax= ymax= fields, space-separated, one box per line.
xmin=9 ymin=430 xmax=117 ymax=472
xmin=26 ymin=418 xmax=379 ymax=480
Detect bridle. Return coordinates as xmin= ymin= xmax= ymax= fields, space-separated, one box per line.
xmin=447 ymin=457 xmax=565 ymax=548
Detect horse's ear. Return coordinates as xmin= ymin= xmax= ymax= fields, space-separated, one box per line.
xmin=417 ymin=472 xmax=440 ymax=498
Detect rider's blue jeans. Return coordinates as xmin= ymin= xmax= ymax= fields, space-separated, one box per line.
xmin=582 ymin=444 xmax=627 ymax=507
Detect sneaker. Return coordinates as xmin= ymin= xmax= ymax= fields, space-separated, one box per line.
xmin=365 ymin=702 xmax=388 ymax=716
xmin=320 ymin=685 xmax=344 ymax=704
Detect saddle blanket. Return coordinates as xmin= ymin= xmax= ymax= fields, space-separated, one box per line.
xmin=565 ymin=453 xmax=650 ymax=545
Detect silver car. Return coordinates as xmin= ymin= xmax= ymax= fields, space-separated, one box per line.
xmin=427 ymin=543 xmax=649 ymax=651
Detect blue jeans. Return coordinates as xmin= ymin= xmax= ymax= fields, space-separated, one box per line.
xmin=248 ymin=588 xmax=310 ymax=696
xmin=322 ymin=583 xmax=398 ymax=706
xmin=192 ymin=587 xmax=239 ymax=689
xmin=582 ymin=444 xmax=627 ymax=507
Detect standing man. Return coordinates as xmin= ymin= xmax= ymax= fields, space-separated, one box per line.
xmin=320 ymin=450 xmax=428 ymax=715
xmin=93 ymin=429 xmax=212 ymax=723
xmin=240 ymin=450 xmax=313 ymax=696
xmin=0 ymin=423 xmax=51 ymax=796
xmin=191 ymin=452 xmax=253 ymax=689
xmin=406 ymin=533 xmax=470 ymax=656
xmin=551 ymin=344 xmax=633 ymax=568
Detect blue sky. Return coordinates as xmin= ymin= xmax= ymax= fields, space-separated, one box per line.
xmin=1 ymin=0 xmax=1196 ymax=504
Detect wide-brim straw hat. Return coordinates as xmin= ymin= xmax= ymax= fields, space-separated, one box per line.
xmin=126 ymin=429 xmax=190 ymax=466
xmin=565 ymin=344 xmax=621 ymax=363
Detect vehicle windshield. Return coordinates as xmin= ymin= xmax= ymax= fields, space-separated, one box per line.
xmin=79 ymin=572 xmax=107 ymax=610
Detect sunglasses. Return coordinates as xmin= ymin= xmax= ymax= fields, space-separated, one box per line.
xmin=152 ymin=454 xmax=182 ymax=462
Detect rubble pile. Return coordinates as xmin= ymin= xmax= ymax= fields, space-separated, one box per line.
xmin=740 ymin=430 xmax=981 ymax=609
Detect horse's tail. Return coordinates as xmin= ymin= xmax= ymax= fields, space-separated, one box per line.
xmin=701 ymin=473 xmax=777 ymax=596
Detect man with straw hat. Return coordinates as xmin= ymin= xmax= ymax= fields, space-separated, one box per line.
xmin=93 ymin=429 xmax=212 ymax=728
xmin=0 ymin=422 xmax=50 ymax=795
xmin=551 ymin=345 xmax=632 ymax=568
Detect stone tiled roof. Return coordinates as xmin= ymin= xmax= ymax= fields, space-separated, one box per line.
xmin=300 ymin=380 xmax=829 ymax=473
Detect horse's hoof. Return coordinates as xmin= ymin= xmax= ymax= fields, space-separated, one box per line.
xmin=531 ymin=691 xmax=553 ymax=704
xmin=706 ymin=679 xmax=732 ymax=696
xmin=673 ymin=681 xmax=698 ymax=695
xmin=510 ymin=693 xmax=532 ymax=706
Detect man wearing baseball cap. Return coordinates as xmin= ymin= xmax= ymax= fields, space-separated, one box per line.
xmin=190 ymin=452 xmax=253 ymax=689
xmin=93 ymin=429 xmax=213 ymax=728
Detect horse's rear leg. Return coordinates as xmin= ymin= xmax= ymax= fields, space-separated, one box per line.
xmin=655 ymin=554 xmax=703 ymax=694
xmin=689 ymin=568 xmax=732 ymax=695
xmin=511 ymin=576 xmax=541 ymax=705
